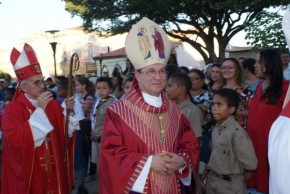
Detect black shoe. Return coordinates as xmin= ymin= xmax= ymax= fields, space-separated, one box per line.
xmin=77 ymin=185 xmax=89 ymax=194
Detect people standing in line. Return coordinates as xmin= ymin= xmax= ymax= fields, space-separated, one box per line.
xmin=91 ymin=77 xmax=116 ymax=193
xmin=221 ymin=57 xmax=252 ymax=129
xmin=208 ymin=63 xmax=224 ymax=93
xmin=241 ymin=58 xmax=263 ymax=94
xmin=98 ymin=17 xmax=199 ymax=194
xmin=1 ymin=43 xmax=78 ymax=193
xmin=75 ymin=77 xmax=96 ymax=183
xmin=201 ymin=88 xmax=257 ymax=194
xmin=246 ymin=48 xmax=289 ymax=194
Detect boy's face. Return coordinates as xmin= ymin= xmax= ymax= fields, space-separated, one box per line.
xmin=58 ymin=87 xmax=67 ymax=98
xmin=96 ymin=81 xmax=112 ymax=99
xmin=165 ymin=78 xmax=182 ymax=100
xmin=211 ymin=94 xmax=235 ymax=123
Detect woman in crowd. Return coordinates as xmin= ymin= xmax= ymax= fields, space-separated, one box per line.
xmin=122 ymin=59 xmax=135 ymax=77
xmin=112 ymin=75 xmax=123 ymax=99
xmin=241 ymin=58 xmax=262 ymax=94
xmin=189 ymin=69 xmax=213 ymax=129
xmin=246 ymin=48 xmax=289 ymax=194
xmin=188 ymin=69 xmax=213 ymax=175
xmin=221 ymin=57 xmax=252 ymax=129
xmin=208 ymin=63 xmax=224 ymax=92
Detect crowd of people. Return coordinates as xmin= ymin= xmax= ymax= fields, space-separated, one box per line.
xmin=0 ymin=17 xmax=290 ymax=194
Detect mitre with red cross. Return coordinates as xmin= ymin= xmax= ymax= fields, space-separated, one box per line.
xmin=10 ymin=43 xmax=42 ymax=82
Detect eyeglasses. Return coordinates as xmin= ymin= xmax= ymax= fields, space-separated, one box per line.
xmin=140 ymin=69 xmax=167 ymax=78
xmin=189 ymin=77 xmax=202 ymax=81
xmin=31 ymin=79 xmax=45 ymax=87
xmin=221 ymin=66 xmax=235 ymax=70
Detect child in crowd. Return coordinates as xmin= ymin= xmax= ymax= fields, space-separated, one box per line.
xmin=91 ymin=77 xmax=116 ymax=192
xmin=166 ymin=72 xmax=203 ymax=193
xmin=122 ymin=75 xmax=134 ymax=96
xmin=57 ymin=80 xmax=87 ymax=194
xmin=201 ymin=88 xmax=257 ymax=194
xmin=166 ymin=72 xmax=202 ymax=142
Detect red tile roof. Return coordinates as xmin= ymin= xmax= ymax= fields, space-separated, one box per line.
xmin=93 ymin=47 xmax=126 ymax=60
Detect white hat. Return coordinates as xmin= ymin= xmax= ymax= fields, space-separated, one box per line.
xmin=10 ymin=43 xmax=42 ymax=81
xmin=125 ymin=17 xmax=171 ymax=70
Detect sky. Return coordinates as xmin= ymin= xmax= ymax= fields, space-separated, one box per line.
xmin=0 ymin=0 xmax=83 ymax=48
xmin=1 ymin=1 xmax=284 ymax=49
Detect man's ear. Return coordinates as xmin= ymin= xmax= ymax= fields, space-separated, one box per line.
xmin=135 ymin=71 xmax=141 ymax=82
xmin=19 ymin=83 xmax=28 ymax=93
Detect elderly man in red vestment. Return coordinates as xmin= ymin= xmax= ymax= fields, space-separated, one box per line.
xmin=1 ymin=43 xmax=77 ymax=194
xmin=98 ymin=17 xmax=200 ymax=194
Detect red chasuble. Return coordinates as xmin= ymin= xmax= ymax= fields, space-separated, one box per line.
xmin=246 ymin=80 xmax=288 ymax=193
xmin=98 ymin=85 xmax=199 ymax=194
xmin=1 ymin=93 xmax=75 ymax=194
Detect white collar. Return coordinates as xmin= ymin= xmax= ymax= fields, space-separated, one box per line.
xmin=142 ymin=92 xmax=162 ymax=108
xmin=24 ymin=93 xmax=38 ymax=107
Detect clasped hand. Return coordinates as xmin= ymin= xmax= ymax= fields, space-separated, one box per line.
xmin=151 ymin=152 xmax=185 ymax=176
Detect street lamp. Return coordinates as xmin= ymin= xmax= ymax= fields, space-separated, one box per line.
xmin=45 ymin=30 xmax=59 ymax=77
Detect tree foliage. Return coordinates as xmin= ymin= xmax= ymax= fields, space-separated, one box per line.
xmin=63 ymin=0 xmax=290 ymax=64
xmin=245 ymin=10 xmax=288 ymax=53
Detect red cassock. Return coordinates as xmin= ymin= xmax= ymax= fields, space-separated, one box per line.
xmin=1 ymin=93 xmax=75 ymax=194
xmin=98 ymin=86 xmax=200 ymax=194
xmin=246 ymin=80 xmax=288 ymax=193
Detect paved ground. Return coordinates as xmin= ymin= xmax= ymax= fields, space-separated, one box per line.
xmin=72 ymin=175 xmax=98 ymax=194
xmin=84 ymin=179 xmax=98 ymax=194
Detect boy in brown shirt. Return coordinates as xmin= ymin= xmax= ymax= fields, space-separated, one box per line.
xmin=201 ymin=88 xmax=257 ymax=194
xmin=166 ymin=72 xmax=203 ymax=142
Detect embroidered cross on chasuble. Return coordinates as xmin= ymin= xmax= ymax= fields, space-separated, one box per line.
xmin=38 ymin=137 xmax=59 ymax=194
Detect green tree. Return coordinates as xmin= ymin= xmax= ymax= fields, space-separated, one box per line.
xmin=64 ymin=0 xmax=289 ymax=64
xmin=245 ymin=10 xmax=288 ymax=53
xmin=0 ymin=72 xmax=5 ymax=79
